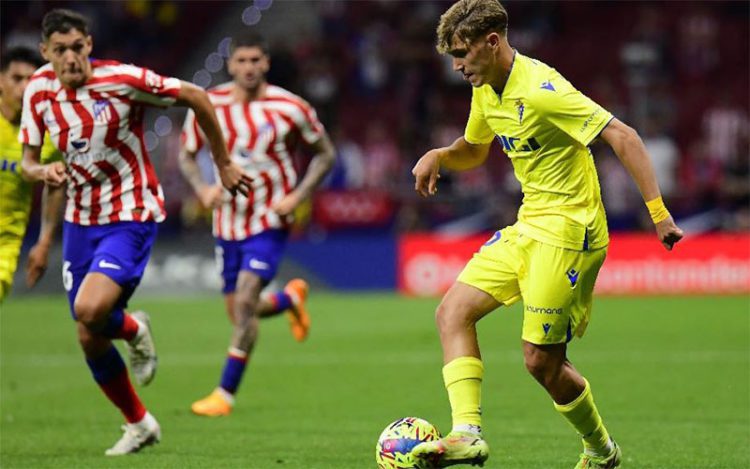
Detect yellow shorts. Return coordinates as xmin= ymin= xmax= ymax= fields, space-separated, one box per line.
xmin=0 ymin=231 xmax=23 ymax=302
xmin=457 ymin=225 xmax=607 ymax=345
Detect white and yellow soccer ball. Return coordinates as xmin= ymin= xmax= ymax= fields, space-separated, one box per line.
xmin=375 ymin=417 xmax=441 ymax=468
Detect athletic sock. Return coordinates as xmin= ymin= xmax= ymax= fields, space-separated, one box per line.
xmin=98 ymin=309 xmax=140 ymax=341
xmin=554 ymin=378 xmax=612 ymax=457
xmin=119 ymin=314 xmax=140 ymax=341
xmin=214 ymin=387 xmax=235 ymax=405
xmin=443 ymin=356 xmax=484 ymax=429
xmin=452 ymin=423 xmax=483 ymax=436
xmin=86 ymin=346 xmax=146 ymax=423
xmin=219 ymin=347 xmax=248 ymax=394
xmin=268 ymin=291 xmax=293 ymax=313
xmin=133 ymin=411 xmax=157 ymax=431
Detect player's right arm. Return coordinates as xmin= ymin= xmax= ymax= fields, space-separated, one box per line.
xmin=176 ymin=82 xmax=251 ymax=197
xmin=412 ymin=138 xmax=491 ymax=197
xmin=413 ymin=87 xmax=493 ymax=197
xmin=19 ymin=79 xmax=66 ymax=186
xmin=178 ymin=99 xmax=223 ymax=209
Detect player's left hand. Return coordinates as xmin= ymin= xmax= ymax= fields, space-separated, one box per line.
xmin=25 ymin=242 xmax=50 ymax=288
xmin=217 ymin=162 xmax=252 ymax=197
xmin=272 ymin=191 xmax=302 ymax=217
xmin=655 ymin=216 xmax=684 ymax=251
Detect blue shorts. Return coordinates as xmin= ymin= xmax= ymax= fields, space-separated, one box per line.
xmin=62 ymin=221 xmax=157 ymax=319
xmin=216 ymin=230 xmax=288 ymax=294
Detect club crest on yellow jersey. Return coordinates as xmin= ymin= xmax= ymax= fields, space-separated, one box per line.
xmin=515 ymin=98 xmax=525 ymax=124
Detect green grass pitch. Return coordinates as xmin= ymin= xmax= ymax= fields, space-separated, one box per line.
xmin=1 ymin=293 xmax=748 ymax=468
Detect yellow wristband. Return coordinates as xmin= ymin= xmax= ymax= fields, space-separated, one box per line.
xmin=645 ymin=196 xmax=671 ymax=224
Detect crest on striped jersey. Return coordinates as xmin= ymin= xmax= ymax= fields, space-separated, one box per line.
xmin=93 ymin=99 xmax=113 ymax=123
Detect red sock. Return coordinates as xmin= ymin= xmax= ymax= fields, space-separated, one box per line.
xmin=114 ymin=314 xmax=140 ymax=341
xmin=100 ymin=368 xmax=147 ymax=423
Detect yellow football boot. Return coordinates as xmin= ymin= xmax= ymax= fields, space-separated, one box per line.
xmin=412 ymin=431 xmax=489 ymax=467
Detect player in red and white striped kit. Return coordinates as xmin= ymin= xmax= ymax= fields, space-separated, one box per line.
xmin=20 ymin=9 xmax=251 ymax=455
xmin=179 ymin=32 xmax=335 ymax=417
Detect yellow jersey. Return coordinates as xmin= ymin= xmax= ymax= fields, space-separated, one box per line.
xmin=0 ymin=102 xmax=61 ymax=238
xmin=465 ymin=52 xmax=612 ymax=251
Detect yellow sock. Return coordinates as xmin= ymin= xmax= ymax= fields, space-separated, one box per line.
xmin=554 ymin=379 xmax=611 ymax=455
xmin=443 ymin=356 xmax=483 ymax=428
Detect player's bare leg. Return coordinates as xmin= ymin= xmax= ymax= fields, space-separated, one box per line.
xmin=523 ymin=342 xmax=585 ymax=403
xmin=412 ymin=282 xmax=499 ymax=467
xmin=192 ymin=271 xmax=263 ymax=416
xmin=436 ymin=282 xmax=498 ymax=363
xmin=225 ymin=280 xmax=311 ymax=341
xmin=72 ymin=272 xmax=122 ymax=330
xmin=74 ymin=273 xmax=160 ymax=455
xmin=523 ymin=342 xmax=620 ymax=468
xmin=231 ymin=271 xmax=263 ymax=353
xmin=76 ymin=273 xmax=157 ymax=385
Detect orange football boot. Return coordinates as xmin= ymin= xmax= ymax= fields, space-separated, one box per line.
xmin=284 ymin=279 xmax=310 ymax=342
xmin=191 ymin=389 xmax=233 ymax=417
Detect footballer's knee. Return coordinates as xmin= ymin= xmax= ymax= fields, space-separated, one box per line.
xmin=74 ymin=297 xmax=109 ymax=328
xmin=435 ymin=298 xmax=475 ymax=333
xmin=434 ymin=301 xmax=455 ymax=333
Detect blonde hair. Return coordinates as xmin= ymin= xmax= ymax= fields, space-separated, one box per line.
xmin=436 ymin=0 xmax=508 ymax=54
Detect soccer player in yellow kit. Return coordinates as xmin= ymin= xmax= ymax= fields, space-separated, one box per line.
xmin=0 ymin=47 xmax=62 ymax=302
xmin=411 ymin=1 xmax=684 ymax=468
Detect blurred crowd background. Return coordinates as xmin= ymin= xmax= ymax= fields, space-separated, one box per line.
xmin=3 ymin=0 xmax=749 ymax=240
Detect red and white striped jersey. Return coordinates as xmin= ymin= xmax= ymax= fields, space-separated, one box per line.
xmin=181 ymin=83 xmax=325 ymax=241
xmin=20 ymin=60 xmax=181 ymax=225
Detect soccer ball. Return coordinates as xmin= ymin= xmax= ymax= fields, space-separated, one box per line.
xmin=375 ymin=417 xmax=441 ymax=468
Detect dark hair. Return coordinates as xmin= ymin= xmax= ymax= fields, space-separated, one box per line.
xmin=230 ymin=31 xmax=269 ymax=56
xmin=1 ymin=46 xmax=44 ymax=72
xmin=41 ymin=9 xmax=89 ymax=42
